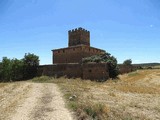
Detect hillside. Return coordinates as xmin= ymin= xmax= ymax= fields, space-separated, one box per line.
xmin=52 ymin=69 xmax=160 ymax=120
xmin=0 ymin=69 xmax=160 ymax=120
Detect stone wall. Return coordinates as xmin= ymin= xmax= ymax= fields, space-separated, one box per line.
xmin=52 ymin=46 xmax=104 ymax=64
xmin=118 ymin=65 xmax=136 ymax=74
xmin=37 ymin=63 xmax=81 ymax=78
xmin=37 ymin=63 xmax=109 ymax=80
xmin=82 ymin=63 xmax=109 ymax=80
xmin=68 ymin=27 xmax=90 ymax=47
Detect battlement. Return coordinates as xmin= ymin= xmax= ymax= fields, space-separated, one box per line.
xmin=68 ymin=27 xmax=90 ymax=47
xmin=68 ymin=27 xmax=90 ymax=33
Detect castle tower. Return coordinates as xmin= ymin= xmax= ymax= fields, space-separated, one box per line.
xmin=68 ymin=27 xmax=90 ymax=47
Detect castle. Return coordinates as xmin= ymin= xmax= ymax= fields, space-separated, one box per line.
xmin=52 ymin=27 xmax=105 ymax=64
xmin=38 ymin=27 xmax=109 ymax=80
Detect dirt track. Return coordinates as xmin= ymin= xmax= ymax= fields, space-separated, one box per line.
xmin=0 ymin=82 xmax=73 ymax=120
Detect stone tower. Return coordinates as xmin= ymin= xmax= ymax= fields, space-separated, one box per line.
xmin=68 ymin=27 xmax=90 ymax=47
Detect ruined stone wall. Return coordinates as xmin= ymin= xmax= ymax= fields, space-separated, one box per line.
xmin=37 ymin=64 xmax=82 ymax=78
xmin=82 ymin=63 xmax=109 ymax=80
xmin=37 ymin=63 xmax=109 ymax=80
xmin=118 ymin=65 xmax=134 ymax=74
xmin=68 ymin=27 xmax=90 ymax=47
xmin=53 ymin=46 xmax=104 ymax=64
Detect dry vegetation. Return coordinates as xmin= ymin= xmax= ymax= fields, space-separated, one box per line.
xmin=0 ymin=82 xmax=32 ymax=120
xmin=0 ymin=81 xmax=73 ymax=120
xmin=48 ymin=69 xmax=160 ymax=120
xmin=0 ymin=69 xmax=160 ymax=120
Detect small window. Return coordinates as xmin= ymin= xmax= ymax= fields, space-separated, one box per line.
xmin=58 ymin=51 xmax=60 ymax=53
xmin=73 ymin=48 xmax=75 ymax=51
xmin=89 ymin=69 xmax=92 ymax=73
xmin=63 ymin=50 xmax=65 ymax=53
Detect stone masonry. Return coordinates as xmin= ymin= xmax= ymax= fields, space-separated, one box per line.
xmin=52 ymin=27 xmax=105 ymax=64
xmin=38 ymin=27 xmax=109 ymax=80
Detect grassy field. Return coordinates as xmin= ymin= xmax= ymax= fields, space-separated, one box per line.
xmin=1 ymin=69 xmax=159 ymax=120
xmin=32 ymin=69 xmax=160 ymax=120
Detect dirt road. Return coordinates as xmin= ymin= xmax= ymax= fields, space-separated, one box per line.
xmin=0 ymin=82 xmax=73 ymax=120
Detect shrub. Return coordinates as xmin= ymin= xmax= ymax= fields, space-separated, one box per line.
xmin=82 ymin=52 xmax=119 ymax=79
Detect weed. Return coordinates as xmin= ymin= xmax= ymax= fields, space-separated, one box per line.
xmin=32 ymin=76 xmax=52 ymax=83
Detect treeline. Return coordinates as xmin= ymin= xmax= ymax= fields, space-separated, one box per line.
xmin=0 ymin=53 xmax=39 ymax=82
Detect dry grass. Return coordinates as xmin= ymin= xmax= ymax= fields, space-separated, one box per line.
xmin=0 ymin=83 xmax=8 ymax=88
xmin=0 ymin=82 xmax=32 ymax=120
xmin=48 ymin=69 xmax=160 ymax=120
xmin=1 ymin=69 xmax=159 ymax=119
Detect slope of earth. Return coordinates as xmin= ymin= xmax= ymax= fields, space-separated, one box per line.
xmin=0 ymin=82 xmax=74 ymax=120
xmin=52 ymin=69 xmax=160 ymax=120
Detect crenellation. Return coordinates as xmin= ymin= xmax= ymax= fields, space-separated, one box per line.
xmin=78 ymin=27 xmax=82 ymax=30
xmin=68 ymin=27 xmax=90 ymax=47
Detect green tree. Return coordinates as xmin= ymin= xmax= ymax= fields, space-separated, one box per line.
xmin=0 ymin=53 xmax=39 ymax=82
xmin=11 ymin=59 xmax=24 ymax=81
xmin=0 ymin=57 xmax=12 ymax=81
xmin=82 ymin=52 xmax=119 ymax=79
xmin=123 ymin=59 xmax=132 ymax=66
xmin=23 ymin=53 xmax=39 ymax=79
xmin=0 ymin=61 xmax=2 ymax=81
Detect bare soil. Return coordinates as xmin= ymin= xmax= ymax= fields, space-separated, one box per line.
xmin=0 ymin=82 xmax=74 ymax=120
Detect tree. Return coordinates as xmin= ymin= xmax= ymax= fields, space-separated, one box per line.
xmin=123 ymin=59 xmax=132 ymax=66
xmin=0 ymin=57 xmax=12 ymax=81
xmin=0 ymin=53 xmax=39 ymax=82
xmin=82 ymin=52 xmax=119 ymax=79
xmin=23 ymin=53 xmax=39 ymax=79
xmin=11 ymin=59 xmax=24 ymax=81
xmin=0 ymin=62 xmax=2 ymax=81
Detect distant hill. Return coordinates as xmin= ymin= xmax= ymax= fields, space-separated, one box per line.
xmin=133 ymin=63 xmax=160 ymax=67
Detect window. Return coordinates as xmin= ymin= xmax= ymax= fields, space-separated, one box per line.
xmin=89 ymin=69 xmax=92 ymax=73
xmin=63 ymin=50 xmax=65 ymax=53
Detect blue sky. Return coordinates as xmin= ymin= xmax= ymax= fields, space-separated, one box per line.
xmin=0 ymin=0 xmax=160 ymax=65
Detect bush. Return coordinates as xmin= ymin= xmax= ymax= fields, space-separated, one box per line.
xmin=23 ymin=53 xmax=39 ymax=79
xmin=82 ymin=52 xmax=119 ymax=79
